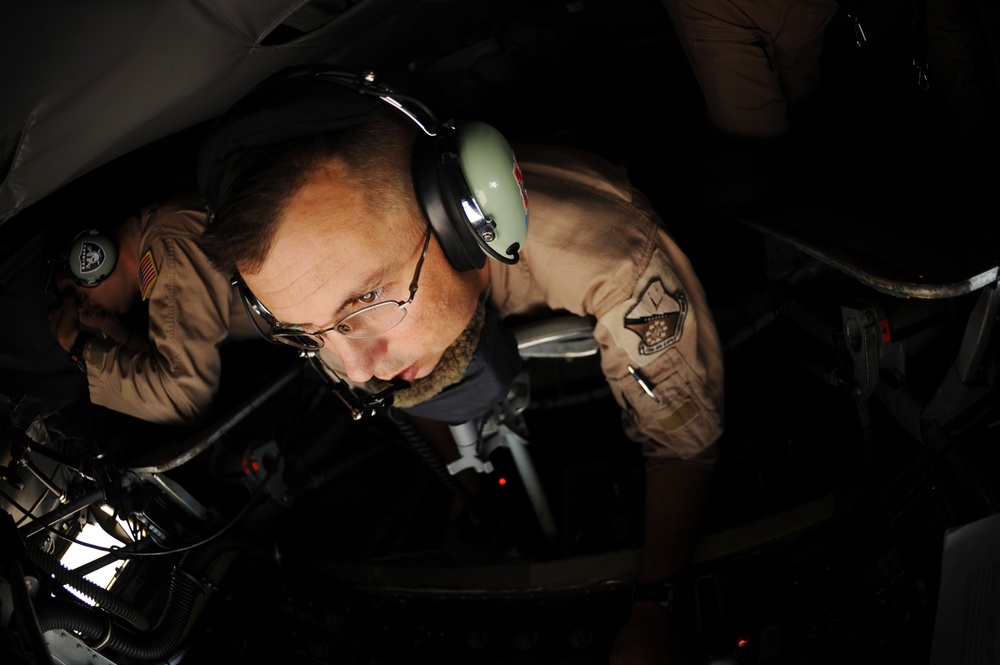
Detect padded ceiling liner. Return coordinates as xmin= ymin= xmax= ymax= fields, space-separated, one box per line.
xmin=0 ymin=0 xmax=419 ymax=224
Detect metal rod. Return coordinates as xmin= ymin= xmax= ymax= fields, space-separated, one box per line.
xmin=501 ymin=427 xmax=557 ymax=542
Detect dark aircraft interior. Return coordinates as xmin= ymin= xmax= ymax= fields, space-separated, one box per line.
xmin=2 ymin=1 xmax=1000 ymax=663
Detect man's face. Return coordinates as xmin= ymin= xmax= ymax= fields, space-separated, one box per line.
xmin=57 ymin=266 xmax=136 ymax=318
xmin=243 ymin=159 xmax=487 ymax=385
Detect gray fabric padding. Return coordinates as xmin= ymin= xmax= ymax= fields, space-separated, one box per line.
xmin=0 ymin=0 xmax=420 ymax=224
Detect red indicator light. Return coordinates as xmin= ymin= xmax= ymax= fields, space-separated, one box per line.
xmin=498 ymin=477 xmax=507 ymax=486
xmin=737 ymin=636 xmax=749 ymax=648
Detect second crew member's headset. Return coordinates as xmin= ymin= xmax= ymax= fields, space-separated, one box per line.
xmin=195 ymin=65 xmax=529 ymax=419
xmin=196 ymin=65 xmax=529 ymax=273
xmin=65 ymin=229 xmax=119 ymax=287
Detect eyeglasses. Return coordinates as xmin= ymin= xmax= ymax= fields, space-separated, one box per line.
xmin=236 ymin=226 xmax=432 ymax=352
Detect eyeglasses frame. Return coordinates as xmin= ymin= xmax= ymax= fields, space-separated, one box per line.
xmin=234 ymin=225 xmax=433 ymax=350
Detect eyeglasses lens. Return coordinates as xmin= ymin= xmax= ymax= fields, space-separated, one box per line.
xmin=271 ymin=302 xmax=408 ymax=349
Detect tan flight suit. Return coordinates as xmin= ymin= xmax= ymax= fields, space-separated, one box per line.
xmin=491 ymin=145 xmax=725 ymax=467
xmin=315 ymin=146 xmax=724 ymax=466
xmin=661 ymin=0 xmax=840 ymax=138
xmin=82 ymin=195 xmax=258 ymax=425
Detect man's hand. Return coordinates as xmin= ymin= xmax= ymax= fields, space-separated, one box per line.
xmin=79 ymin=307 xmax=130 ymax=345
xmin=48 ymin=295 xmax=81 ymax=352
xmin=610 ymin=601 xmax=690 ymax=665
xmin=612 ymin=464 xmax=711 ymax=664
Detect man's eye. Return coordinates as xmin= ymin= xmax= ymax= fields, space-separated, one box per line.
xmin=357 ymin=289 xmax=382 ymax=305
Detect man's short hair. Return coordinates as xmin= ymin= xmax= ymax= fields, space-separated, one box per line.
xmin=198 ymin=107 xmax=417 ymax=275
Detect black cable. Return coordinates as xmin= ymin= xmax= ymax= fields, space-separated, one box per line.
xmin=16 ymin=489 xmax=104 ymax=539
xmin=386 ymin=407 xmax=489 ymax=528
xmin=13 ymin=485 xmax=51 ymax=528
xmin=0 ymin=463 xmax=274 ymax=558
xmin=5 ymin=468 xmax=283 ymax=643
xmin=33 ymin=532 xmax=276 ymax=661
xmin=26 ymin=544 xmax=150 ymax=631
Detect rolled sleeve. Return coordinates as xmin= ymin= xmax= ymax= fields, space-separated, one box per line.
xmin=491 ymin=145 xmax=725 ymax=466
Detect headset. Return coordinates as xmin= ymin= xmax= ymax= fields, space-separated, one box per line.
xmin=66 ymin=229 xmax=118 ymax=286
xmin=197 ymin=65 xmax=529 ymax=272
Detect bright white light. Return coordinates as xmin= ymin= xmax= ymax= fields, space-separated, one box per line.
xmin=58 ymin=509 xmax=131 ymax=606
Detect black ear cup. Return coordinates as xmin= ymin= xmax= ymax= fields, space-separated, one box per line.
xmin=412 ymin=131 xmax=487 ymax=272
xmin=412 ymin=121 xmax=529 ymax=271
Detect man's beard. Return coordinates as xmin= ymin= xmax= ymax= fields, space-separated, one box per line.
xmin=369 ymin=301 xmax=486 ymax=408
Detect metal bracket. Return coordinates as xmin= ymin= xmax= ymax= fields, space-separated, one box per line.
xmin=841 ymin=300 xmax=886 ymax=400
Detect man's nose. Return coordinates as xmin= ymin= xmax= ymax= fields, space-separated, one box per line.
xmin=54 ymin=275 xmax=76 ymax=293
xmin=324 ymin=334 xmax=386 ymax=384
xmin=54 ymin=277 xmax=83 ymax=302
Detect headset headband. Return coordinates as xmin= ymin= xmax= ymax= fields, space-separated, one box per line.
xmin=198 ymin=68 xmax=432 ymax=217
xmin=197 ymin=64 xmax=528 ymax=270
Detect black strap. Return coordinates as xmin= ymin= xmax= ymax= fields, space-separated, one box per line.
xmin=69 ymin=331 xmax=91 ymax=373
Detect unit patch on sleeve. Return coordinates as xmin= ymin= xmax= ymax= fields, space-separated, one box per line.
xmin=138 ymin=249 xmax=159 ymax=301
xmin=624 ymin=278 xmax=687 ymax=355
xmin=604 ymin=249 xmax=694 ymax=367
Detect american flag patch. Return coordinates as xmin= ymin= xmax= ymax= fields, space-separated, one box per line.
xmin=138 ymin=249 xmax=159 ymax=301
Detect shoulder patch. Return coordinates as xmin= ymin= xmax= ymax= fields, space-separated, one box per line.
xmin=625 ymin=278 xmax=687 ymax=355
xmin=603 ymin=248 xmax=692 ymax=366
xmin=138 ymin=249 xmax=159 ymax=301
